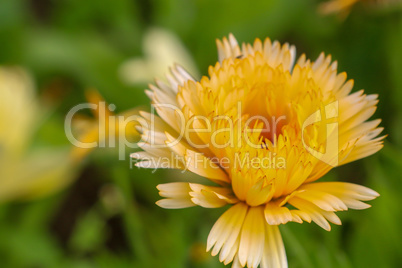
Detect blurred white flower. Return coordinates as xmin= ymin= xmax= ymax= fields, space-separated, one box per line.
xmin=119 ymin=27 xmax=199 ymax=85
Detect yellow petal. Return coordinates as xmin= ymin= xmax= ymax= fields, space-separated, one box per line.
xmin=264 ymin=202 xmax=294 ymax=225
xmin=288 ymin=196 xmax=342 ymax=231
xmin=207 ymin=203 xmax=248 ymax=258
xmin=238 ymin=206 xmax=265 ymax=268
xmin=189 ymin=183 xmax=237 ymax=208
xmin=292 ymin=189 xmax=348 ymax=211
xmin=185 ymin=149 xmax=230 ymax=183
xmin=155 ymin=183 xmax=194 ymax=209
xmin=300 ymin=182 xmax=379 ymax=209
xmin=260 ymin=224 xmax=288 ymax=268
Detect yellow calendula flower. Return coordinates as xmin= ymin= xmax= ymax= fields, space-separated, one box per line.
xmin=132 ymin=34 xmax=384 ymax=267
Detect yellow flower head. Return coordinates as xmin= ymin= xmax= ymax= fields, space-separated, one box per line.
xmin=132 ymin=34 xmax=384 ymax=267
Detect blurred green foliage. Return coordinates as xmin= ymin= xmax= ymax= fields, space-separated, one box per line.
xmin=0 ymin=0 xmax=401 ymax=267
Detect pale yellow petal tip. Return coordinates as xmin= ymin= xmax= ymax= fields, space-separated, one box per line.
xmin=155 ymin=198 xmax=171 ymax=209
xmin=138 ymin=110 xmax=151 ymax=118
xmin=363 ymin=203 xmax=372 ymax=209
xmin=135 ymin=125 xmax=143 ymax=134
xmin=323 ymin=224 xmax=331 ymax=232
xmin=156 ymin=184 xmax=164 ymax=191
xmin=130 ymin=152 xmax=139 ymax=159
xmin=371 ymin=190 xmax=380 ymax=198
xmin=155 ymin=199 xmax=173 ymax=209
xmin=206 ymin=241 xmax=213 ymax=253
xmin=361 ymin=186 xmax=380 ymax=199
xmin=134 ymin=161 xmax=147 ymax=168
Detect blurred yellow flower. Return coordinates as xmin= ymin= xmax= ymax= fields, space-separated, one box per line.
xmin=0 ymin=67 xmax=77 ymax=201
xmin=133 ymin=34 xmax=384 ymax=267
xmin=69 ymin=89 xmax=141 ymax=161
xmin=0 ymin=67 xmax=139 ymax=202
xmin=319 ymin=0 xmax=401 ymax=15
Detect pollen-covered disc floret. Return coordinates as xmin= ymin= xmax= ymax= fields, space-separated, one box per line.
xmin=132 ymin=34 xmax=384 ymax=268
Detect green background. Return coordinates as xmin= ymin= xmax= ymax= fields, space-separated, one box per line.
xmin=0 ymin=0 xmax=401 ymax=267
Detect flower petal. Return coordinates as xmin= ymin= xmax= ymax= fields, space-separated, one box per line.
xmin=288 ymin=196 xmax=341 ymax=231
xmin=299 ymin=182 xmax=379 ymax=210
xmin=189 ymin=183 xmax=237 ymax=208
xmin=155 ymin=183 xmax=194 ymax=209
xmin=157 ymin=182 xmax=236 ymax=209
xmin=246 ymin=179 xmax=274 ymax=206
xmin=292 ymin=189 xmax=348 ymax=211
xmin=260 ymin=224 xmax=288 ymax=268
xmin=264 ymin=201 xmax=299 ymax=225
xmin=216 ymin=33 xmax=242 ymax=63
xmin=238 ymin=206 xmax=265 ymax=268
xmin=207 ymin=203 xmax=248 ymax=257
xmin=184 ymin=149 xmax=230 ymax=183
